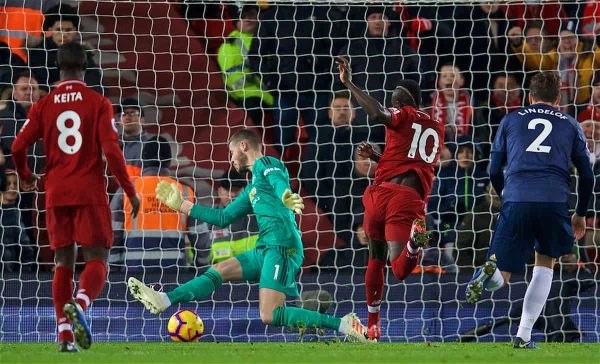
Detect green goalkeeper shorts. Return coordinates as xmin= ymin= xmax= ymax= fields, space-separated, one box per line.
xmin=235 ymin=245 xmax=303 ymax=297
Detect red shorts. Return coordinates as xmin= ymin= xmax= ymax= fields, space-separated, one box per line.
xmin=362 ymin=183 xmax=425 ymax=243
xmin=46 ymin=205 xmax=113 ymax=250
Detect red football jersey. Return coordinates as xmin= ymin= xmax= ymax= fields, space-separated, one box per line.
xmin=12 ymin=79 xmax=135 ymax=208
xmin=374 ymin=106 xmax=445 ymax=199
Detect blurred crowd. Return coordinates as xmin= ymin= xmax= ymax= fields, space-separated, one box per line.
xmin=0 ymin=2 xmax=599 ymax=278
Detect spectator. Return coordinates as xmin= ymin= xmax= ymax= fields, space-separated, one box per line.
xmin=577 ymin=76 xmax=600 ymax=123
xmin=0 ymin=40 xmax=27 ymax=97
xmin=301 ymin=91 xmax=367 ymax=247
xmin=507 ymin=21 xmax=553 ymax=74
xmin=453 ymin=4 xmax=520 ymax=102
xmin=27 ymin=4 xmax=103 ymax=94
xmin=0 ymin=170 xmax=35 ymax=272
xmin=217 ymin=6 xmax=273 ymax=125
xmin=110 ymin=138 xmax=194 ymax=271
xmin=0 ymin=72 xmax=42 ymax=172
xmin=426 ymin=138 xmax=489 ymax=272
xmin=508 ymin=20 xmax=600 ymax=115
xmin=115 ymin=98 xmax=154 ymax=179
xmin=341 ymin=6 xmax=424 ymax=109
xmin=189 ymin=169 xmax=258 ymax=268
xmin=430 ymin=64 xmax=473 ymax=142
xmin=473 ymin=74 xmax=522 ymax=156
xmin=318 ymin=142 xmax=380 ymax=268
xmin=504 ymin=1 xmax=568 ymax=36
xmin=249 ymin=5 xmax=334 ymax=152
xmin=580 ymin=120 xmax=600 ymax=164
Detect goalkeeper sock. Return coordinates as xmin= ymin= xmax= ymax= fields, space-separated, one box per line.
xmin=366 ymin=257 xmax=386 ymax=328
xmin=391 ymin=247 xmax=419 ymax=281
xmin=166 ymin=268 xmax=223 ymax=304
xmin=516 ymin=266 xmax=553 ymax=342
xmin=272 ymin=306 xmax=341 ymax=331
xmin=77 ymin=259 xmax=107 ymax=311
xmin=53 ymin=265 xmax=74 ymax=342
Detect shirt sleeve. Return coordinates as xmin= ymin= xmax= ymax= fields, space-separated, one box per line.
xmin=387 ymin=107 xmax=410 ymax=130
xmin=571 ymin=120 xmax=591 ymax=160
xmin=98 ymin=97 xmax=136 ymax=199
xmin=491 ymin=116 xmax=508 ymax=154
xmin=258 ymin=157 xmax=291 ymax=199
xmin=189 ymin=187 xmax=253 ymax=228
xmin=11 ymin=103 xmax=43 ymax=181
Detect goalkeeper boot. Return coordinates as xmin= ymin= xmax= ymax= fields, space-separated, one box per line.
xmin=58 ymin=341 xmax=79 ymax=353
xmin=128 ymin=277 xmax=169 ymax=314
xmin=465 ymin=260 xmax=497 ymax=304
xmin=513 ymin=337 xmax=538 ymax=349
xmin=63 ymin=301 xmax=92 ymax=350
xmin=409 ymin=219 xmax=430 ymax=249
xmin=340 ymin=313 xmax=370 ymax=343
xmin=367 ymin=323 xmax=381 ymax=342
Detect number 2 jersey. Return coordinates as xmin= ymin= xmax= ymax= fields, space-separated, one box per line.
xmin=374 ymin=106 xmax=445 ymax=199
xmin=492 ymin=103 xmax=589 ymax=203
xmin=11 ymin=79 xmax=136 ymax=207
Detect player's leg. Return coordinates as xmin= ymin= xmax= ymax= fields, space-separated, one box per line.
xmin=365 ymin=238 xmax=386 ymax=341
xmin=383 ymin=186 xmax=429 ymax=280
xmin=128 ymin=255 xmax=246 ymax=314
xmin=65 ymin=246 xmax=109 ymax=350
xmin=389 ymin=218 xmax=429 ymax=280
xmin=515 ymin=203 xmax=572 ymax=348
xmin=76 ymin=247 xmax=109 ymax=311
xmin=513 ymin=252 xmax=554 ymax=349
xmin=362 ymin=185 xmax=387 ymax=340
xmin=53 ymin=244 xmax=77 ymax=351
xmin=466 ymin=202 xmax=530 ymax=304
xmin=259 ymin=247 xmax=370 ymax=343
xmin=47 ymin=206 xmax=79 ymax=352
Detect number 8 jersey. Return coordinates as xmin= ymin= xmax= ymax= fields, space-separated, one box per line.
xmin=375 ymin=106 xmax=445 ymax=200
xmin=12 ymin=79 xmax=136 ymax=207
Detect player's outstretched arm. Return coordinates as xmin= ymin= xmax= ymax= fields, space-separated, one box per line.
xmin=156 ymin=181 xmax=252 ymax=228
xmin=337 ymin=56 xmax=391 ymax=127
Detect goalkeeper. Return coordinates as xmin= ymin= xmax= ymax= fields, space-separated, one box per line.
xmin=128 ymin=129 xmax=369 ymax=342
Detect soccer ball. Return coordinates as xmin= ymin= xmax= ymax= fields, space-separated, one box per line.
xmin=167 ymin=309 xmax=204 ymax=342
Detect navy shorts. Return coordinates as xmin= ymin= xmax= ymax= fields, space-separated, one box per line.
xmin=488 ymin=202 xmax=574 ymax=273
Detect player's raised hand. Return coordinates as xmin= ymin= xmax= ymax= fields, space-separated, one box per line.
xmin=156 ymin=181 xmax=183 ymax=212
xmin=357 ymin=141 xmax=374 ymax=159
xmin=129 ymin=194 xmax=141 ymax=218
xmin=282 ymin=189 xmax=304 ymax=214
xmin=571 ymin=214 xmax=586 ymax=240
xmin=336 ymin=56 xmax=352 ymax=85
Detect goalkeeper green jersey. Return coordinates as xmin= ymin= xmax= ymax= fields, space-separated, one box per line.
xmin=189 ymin=156 xmax=303 ymax=251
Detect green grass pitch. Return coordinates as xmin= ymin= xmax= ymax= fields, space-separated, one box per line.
xmin=1 ymin=342 xmax=599 ymax=364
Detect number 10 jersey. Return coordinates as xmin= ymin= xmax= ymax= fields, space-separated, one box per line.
xmin=374 ymin=105 xmax=445 ymax=200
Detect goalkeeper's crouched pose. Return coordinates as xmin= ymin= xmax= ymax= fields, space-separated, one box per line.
xmin=128 ymin=129 xmax=370 ymax=343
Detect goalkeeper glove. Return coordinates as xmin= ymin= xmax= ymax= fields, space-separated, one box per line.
xmin=156 ymin=181 xmax=194 ymax=215
xmin=281 ymin=189 xmax=304 ymax=214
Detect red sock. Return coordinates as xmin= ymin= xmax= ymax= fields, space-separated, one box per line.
xmin=76 ymin=260 xmax=107 ymax=311
xmin=365 ymin=258 xmax=386 ymax=328
xmin=53 ymin=266 xmax=74 ymax=342
xmin=391 ymin=246 xmax=420 ymax=281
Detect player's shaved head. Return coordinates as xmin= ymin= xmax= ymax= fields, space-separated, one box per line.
xmin=57 ymin=42 xmax=87 ymax=75
xmin=392 ymin=79 xmax=421 ymax=108
xmin=529 ymin=71 xmax=560 ymax=103
xmin=229 ymin=129 xmax=262 ymax=151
